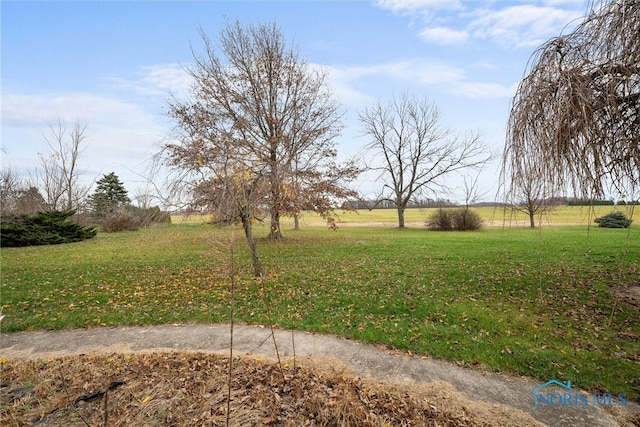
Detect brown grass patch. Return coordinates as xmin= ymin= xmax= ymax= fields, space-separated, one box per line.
xmin=0 ymin=352 xmax=545 ymax=426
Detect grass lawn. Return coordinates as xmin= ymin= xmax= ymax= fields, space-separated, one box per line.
xmin=2 ymin=208 xmax=639 ymax=401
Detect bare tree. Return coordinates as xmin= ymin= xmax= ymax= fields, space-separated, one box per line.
xmin=0 ymin=167 xmax=49 ymax=218
xmin=35 ymin=151 xmax=64 ymax=210
xmin=165 ymin=21 xmax=349 ymax=240
xmin=15 ymin=187 xmax=48 ymax=215
xmin=0 ymin=167 xmax=24 ymax=217
xmin=359 ymin=92 xmax=492 ymax=228
xmin=34 ymin=120 xmax=89 ymax=211
xmin=504 ymin=0 xmax=639 ymax=201
xmin=511 ymin=185 xmax=555 ymax=229
xmin=502 ymin=145 xmax=559 ymax=228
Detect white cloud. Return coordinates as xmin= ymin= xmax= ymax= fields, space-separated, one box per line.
xmin=324 ymin=65 xmax=375 ymax=107
xmin=453 ymin=81 xmax=518 ymax=99
xmin=542 ymin=0 xmax=586 ymax=6
xmin=1 ymin=92 xmax=153 ymax=128
xmin=325 ymin=59 xmax=469 ymax=106
xmin=382 ymin=60 xmax=467 ymax=86
xmin=376 ymin=0 xmax=463 ymax=16
xmin=419 ymin=27 xmax=469 ymax=45
xmin=376 ymin=0 xmax=585 ymax=49
xmin=469 ymin=5 xmax=583 ymax=48
xmin=106 ymin=63 xmax=192 ymax=97
xmin=470 ymin=61 xmax=499 ymax=71
xmin=0 ymin=63 xmax=189 ymax=181
xmin=338 ymin=59 xmax=465 ymax=85
xmin=327 ymin=57 xmax=518 ymax=104
xmin=1 ymin=90 xmax=165 ymax=193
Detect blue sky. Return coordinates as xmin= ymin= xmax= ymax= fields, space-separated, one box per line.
xmin=1 ymin=0 xmax=590 ymax=203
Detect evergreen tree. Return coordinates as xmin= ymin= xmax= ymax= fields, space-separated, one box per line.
xmin=594 ymin=211 xmax=633 ymax=228
xmin=0 ymin=210 xmax=97 ymax=247
xmin=88 ymin=172 xmax=130 ymax=220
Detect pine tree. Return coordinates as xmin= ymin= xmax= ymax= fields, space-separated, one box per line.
xmin=88 ymin=172 xmax=130 ymax=220
xmin=594 ymin=211 xmax=633 ymax=228
xmin=0 ymin=210 xmax=97 ymax=247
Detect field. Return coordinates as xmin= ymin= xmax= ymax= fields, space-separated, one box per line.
xmin=171 ymin=204 xmax=631 ymax=227
xmin=2 ymin=207 xmax=639 ymax=404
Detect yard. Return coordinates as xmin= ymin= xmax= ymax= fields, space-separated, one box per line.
xmin=2 ymin=207 xmax=638 ymax=403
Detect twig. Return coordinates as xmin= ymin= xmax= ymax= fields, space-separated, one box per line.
xmin=607 ymin=296 xmax=618 ymax=329
xmin=57 ymin=364 xmax=91 ymax=427
xmin=226 ymin=237 xmax=236 ymax=427
xmin=291 ymin=329 xmax=296 ymax=372
xmin=103 ymin=380 xmax=109 ymax=427
xmin=260 ymin=275 xmax=285 ymax=381
xmin=269 ymin=323 xmax=284 ymax=380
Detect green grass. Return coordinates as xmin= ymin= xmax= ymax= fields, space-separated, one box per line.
xmin=1 ymin=212 xmax=639 ymax=402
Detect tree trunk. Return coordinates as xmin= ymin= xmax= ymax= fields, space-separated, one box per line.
xmin=529 ymin=211 xmax=536 ymax=228
xmin=269 ymin=209 xmax=282 ymax=239
xmin=241 ymin=213 xmax=264 ymax=278
xmin=268 ymin=151 xmax=283 ymax=240
xmin=294 ymin=213 xmax=300 ymax=230
xmin=397 ymin=205 xmax=405 ymax=228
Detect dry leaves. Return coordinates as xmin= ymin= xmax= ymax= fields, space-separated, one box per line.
xmin=1 ymin=352 xmax=543 ymax=427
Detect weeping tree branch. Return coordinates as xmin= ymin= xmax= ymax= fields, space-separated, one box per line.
xmin=504 ymin=0 xmax=639 ymax=200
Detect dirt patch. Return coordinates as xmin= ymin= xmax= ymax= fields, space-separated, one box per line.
xmin=611 ymin=282 xmax=640 ymax=311
xmin=1 ymin=352 xmax=545 ymax=427
xmin=621 ymin=285 xmax=640 ymax=308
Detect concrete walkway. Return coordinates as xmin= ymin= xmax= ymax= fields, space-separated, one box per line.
xmin=1 ymin=324 xmax=636 ymax=427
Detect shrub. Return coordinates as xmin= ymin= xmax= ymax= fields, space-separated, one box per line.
xmin=0 ymin=210 xmax=97 ymax=247
xmin=427 ymin=207 xmax=482 ymax=231
xmin=594 ymin=211 xmax=633 ymax=228
xmin=427 ymin=208 xmax=454 ymax=231
xmin=452 ymin=208 xmax=483 ymax=231
xmin=100 ymin=212 xmax=141 ymax=232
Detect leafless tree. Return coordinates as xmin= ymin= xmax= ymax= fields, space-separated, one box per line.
xmin=15 ymin=187 xmax=48 ymax=215
xmin=163 ymin=21 xmax=351 ymax=241
xmin=359 ymin=92 xmax=492 ymax=228
xmin=0 ymin=167 xmax=48 ymax=218
xmin=502 ymin=143 xmax=560 ymax=228
xmin=504 ymin=0 xmax=639 ymax=202
xmin=461 ymin=169 xmax=490 ymax=209
xmin=507 ymin=158 xmax=558 ymax=228
xmin=513 ymin=188 xmax=555 ymax=229
xmin=0 ymin=167 xmax=24 ymax=217
xmin=33 ymin=120 xmax=90 ymax=211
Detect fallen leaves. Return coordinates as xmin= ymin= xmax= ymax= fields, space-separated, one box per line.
xmin=0 ymin=352 xmax=545 ymax=427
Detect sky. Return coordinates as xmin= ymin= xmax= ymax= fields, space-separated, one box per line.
xmin=1 ymin=0 xmax=592 ymax=205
